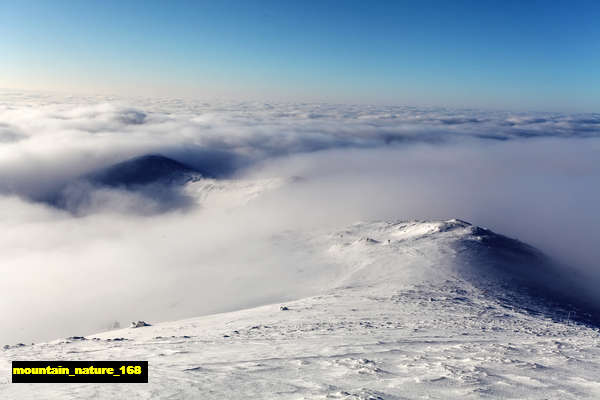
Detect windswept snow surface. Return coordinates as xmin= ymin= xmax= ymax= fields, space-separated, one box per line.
xmin=2 ymin=220 xmax=600 ymax=399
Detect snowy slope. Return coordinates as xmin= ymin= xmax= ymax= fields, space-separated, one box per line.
xmin=2 ymin=219 xmax=600 ymax=399
xmin=183 ymin=176 xmax=287 ymax=209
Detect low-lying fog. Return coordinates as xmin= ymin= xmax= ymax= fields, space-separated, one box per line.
xmin=1 ymin=90 xmax=599 ymax=344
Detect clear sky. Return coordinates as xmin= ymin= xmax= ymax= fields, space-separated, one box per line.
xmin=1 ymin=0 xmax=598 ymax=111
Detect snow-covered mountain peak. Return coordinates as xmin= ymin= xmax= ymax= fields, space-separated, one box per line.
xmin=2 ymin=219 xmax=599 ymax=399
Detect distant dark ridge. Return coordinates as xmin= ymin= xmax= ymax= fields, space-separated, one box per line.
xmin=86 ymin=154 xmax=202 ymax=187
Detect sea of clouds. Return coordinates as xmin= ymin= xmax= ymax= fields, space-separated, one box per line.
xmin=1 ymin=89 xmax=599 ymax=343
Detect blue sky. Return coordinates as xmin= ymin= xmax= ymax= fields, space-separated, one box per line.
xmin=1 ymin=0 xmax=598 ymax=111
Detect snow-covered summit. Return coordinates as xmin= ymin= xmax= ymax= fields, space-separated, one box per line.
xmin=3 ymin=219 xmax=600 ymax=399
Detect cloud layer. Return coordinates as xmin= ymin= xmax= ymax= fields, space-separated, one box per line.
xmin=1 ymin=90 xmax=599 ymax=344
xmin=1 ymin=89 xmax=598 ymax=202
